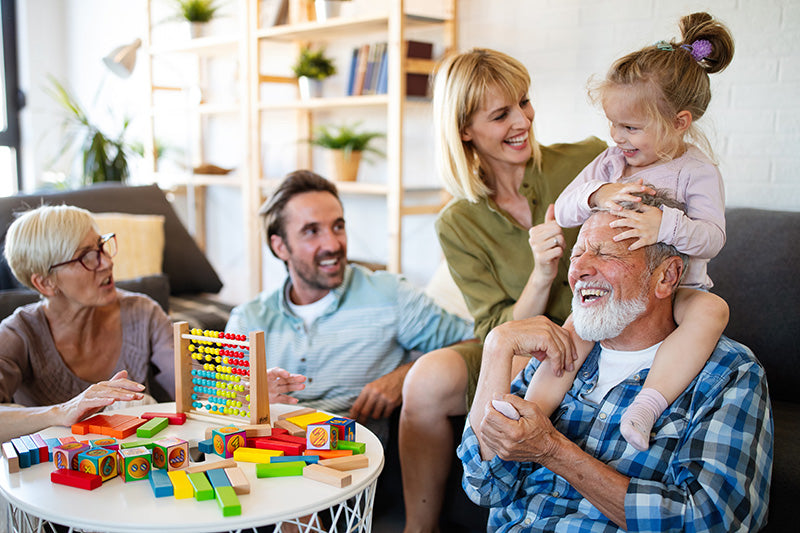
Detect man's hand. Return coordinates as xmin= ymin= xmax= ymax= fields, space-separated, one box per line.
xmin=480 ymin=394 xmax=561 ymax=463
xmin=349 ymin=363 xmax=411 ymax=423
xmin=267 ymin=367 xmax=307 ymax=404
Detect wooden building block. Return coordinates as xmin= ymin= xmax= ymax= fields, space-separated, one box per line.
xmin=273 ymin=419 xmax=307 ymax=437
xmin=205 ymin=468 xmax=231 ymax=488
xmin=50 ymin=468 xmax=102 ymax=490
xmin=70 ymin=419 xmax=92 ymax=435
xmin=255 ymin=461 xmax=306 ymax=478
xmin=224 ymin=466 xmax=250 ymax=494
xmin=233 ymin=446 xmax=282 ymax=464
xmin=168 ymin=470 xmax=194 ymax=499
xmin=10 ymin=438 xmax=31 ymax=468
xmin=270 ymin=455 xmax=319 ymax=465
xmin=187 ymin=471 xmax=215 ymax=501
xmin=302 ymin=463 xmax=352 ymax=488
xmin=141 ymin=412 xmax=187 ymax=425
xmin=251 ymin=437 xmax=304 ymax=456
xmin=87 ymin=414 xmax=115 ymax=435
xmin=106 ymin=417 xmax=147 ymax=439
xmin=336 ymin=440 xmax=366 ymax=455
xmin=215 ymin=485 xmax=241 ymax=517
xmin=2 ymin=441 xmax=19 ymax=473
xmin=278 ymin=407 xmax=316 ymax=420
xmin=242 ymin=424 xmax=272 ymax=437
xmin=303 ymin=449 xmax=353 ymax=460
xmin=185 ymin=458 xmax=237 ymax=474
xmin=286 ymin=412 xmax=333 ymax=429
xmin=149 ymin=469 xmax=173 ymax=498
xmin=30 ymin=434 xmax=49 ymax=463
xmin=137 ymin=417 xmax=168 ymax=438
xmin=319 ymin=455 xmax=369 ymax=471
xmin=20 ymin=436 xmax=39 ymax=465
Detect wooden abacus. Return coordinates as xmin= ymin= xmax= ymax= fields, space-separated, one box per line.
xmin=173 ymin=322 xmax=270 ymax=426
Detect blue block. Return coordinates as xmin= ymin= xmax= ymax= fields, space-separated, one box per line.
xmin=10 ymin=438 xmax=31 ymax=468
xmin=198 ymin=438 xmax=215 ymax=454
xmin=21 ymin=435 xmax=39 ymax=465
xmin=205 ymin=468 xmax=230 ymax=488
xmin=149 ymin=469 xmax=173 ymax=498
xmin=270 ymin=454 xmax=319 ymax=464
xmin=45 ymin=438 xmax=62 ymax=461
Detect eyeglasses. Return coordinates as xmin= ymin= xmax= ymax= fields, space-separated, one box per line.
xmin=49 ymin=233 xmax=118 ymax=272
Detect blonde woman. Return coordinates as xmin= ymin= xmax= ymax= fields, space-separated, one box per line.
xmin=399 ymin=48 xmax=605 ymax=531
xmin=0 ymin=205 xmax=174 ymax=442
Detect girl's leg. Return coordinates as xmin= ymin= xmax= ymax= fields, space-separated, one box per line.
xmin=621 ymin=288 xmax=729 ymax=450
xmin=400 ymin=346 xmax=469 ymax=533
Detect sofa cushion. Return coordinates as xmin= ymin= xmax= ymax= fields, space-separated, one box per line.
xmin=708 ymin=208 xmax=800 ymax=402
xmin=0 ymin=183 xmax=222 ymax=295
xmin=93 ymin=212 xmax=165 ymax=281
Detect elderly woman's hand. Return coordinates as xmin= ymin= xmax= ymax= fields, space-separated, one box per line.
xmin=57 ymin=370 xmax=146 ymax=425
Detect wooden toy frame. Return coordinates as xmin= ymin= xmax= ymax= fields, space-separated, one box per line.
xmin=173 ymin=322 xmax=270 ymax=426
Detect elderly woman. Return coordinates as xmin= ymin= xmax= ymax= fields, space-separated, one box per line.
xmin=0 ymin=205 xmax=174 ymax=442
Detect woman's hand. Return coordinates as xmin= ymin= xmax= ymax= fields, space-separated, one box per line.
xmin=590 ymin=179 xmax=656 ymax=211
xmin=528 ymin=204 xmax=565 ymax=287
xmin=267 ymin=367 xmax=307 ymax=404
xmin=57 ymin=370 xmax=145 ymax=425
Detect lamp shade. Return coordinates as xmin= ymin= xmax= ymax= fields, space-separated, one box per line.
xmin=102 ymin=38 xmax=142 ymax=78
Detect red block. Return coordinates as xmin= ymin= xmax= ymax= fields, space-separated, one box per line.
xmin=51 ymin=469 xmax=102 ymax=490
xmin=269 ymin=433 xmax=307 ymax=446
xmin=270 ymin=427 xmax=288 ymax=436
xmin=250 ymin=437 xmax=304 ymax=456
xmin=140 ymin=412 xmax=187 ymax=425
xmin=30 ymin=433 xmax=49 ymax=463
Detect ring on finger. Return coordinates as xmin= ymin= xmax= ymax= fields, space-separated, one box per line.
xmin=553 ymin=238 xmax=559 ymax=248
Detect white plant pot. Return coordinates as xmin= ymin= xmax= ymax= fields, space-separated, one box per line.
xmin=315 ymin=0 xmax=343 ymax=22
xmin=189 ymin=22 xmax=209 ymax=39
xmin=298 ymin=76 xmax=323 ymax=99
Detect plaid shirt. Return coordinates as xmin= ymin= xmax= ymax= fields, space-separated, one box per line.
xmin=458 ymin=336 xmax=773 ymax=532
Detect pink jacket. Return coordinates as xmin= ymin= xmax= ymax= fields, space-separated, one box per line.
xmin=554 ymin=145 xmax=725 ymax=289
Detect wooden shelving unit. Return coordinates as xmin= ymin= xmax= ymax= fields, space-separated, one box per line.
xmin=142 ymin=0 xmax=456 ymax=296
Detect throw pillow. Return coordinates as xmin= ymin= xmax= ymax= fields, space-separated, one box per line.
xmin=93 ymin=213 xmax=165 ymax=281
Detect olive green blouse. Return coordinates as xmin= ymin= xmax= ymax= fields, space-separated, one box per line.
xmin=436 ymin=137 xmax=606 ymax=340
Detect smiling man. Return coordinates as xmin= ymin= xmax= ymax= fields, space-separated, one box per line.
xmin=459 ymin=192 xmax=773 ymax=532
xmin=225 ymin=170 xmax=473 ymax=435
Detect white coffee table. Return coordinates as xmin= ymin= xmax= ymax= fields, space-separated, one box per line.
xmin=0 ymin=402 xmax=384 ymax=533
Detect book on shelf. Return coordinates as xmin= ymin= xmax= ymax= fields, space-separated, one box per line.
xmin=351 ymin=43 xmax=370 ymax=96
xmin=406 ymin=40 xmax=433 ymax=98
xmin=345 ymin=40 xmax=434 ymax=97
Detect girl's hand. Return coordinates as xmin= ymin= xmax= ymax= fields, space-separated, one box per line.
xmin=267 ymin=367 xmax=307 ymax=404
xmin=58 ymin=370 xmax=145 ymax=425
xmin=590 ymin=179 xmax=657 ymax=211
xmin=528 ymin=204 xmax=564 ymax=286
xmin=609 ymin=204 xmax=663 ymax=250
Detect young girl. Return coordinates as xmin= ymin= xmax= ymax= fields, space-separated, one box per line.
xmin=525 ymin=12 xmax=734 ymax=451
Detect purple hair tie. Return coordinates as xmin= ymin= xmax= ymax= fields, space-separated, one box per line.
xmin=681 ymin=39 xmax=712 ymax=62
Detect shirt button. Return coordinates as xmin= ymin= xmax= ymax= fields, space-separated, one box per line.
xmin=522 ymin=183 xmax=529 ymax=188
xmin=308 ymin=378 xmax=313 ymax=383
xmin=524 ymin=518 xmax=532 ymax=525
xmin=599 ymin=412 xmax=607 ymax=420
xmin=300 ymin=358 xmax=306 ymax=362
xmin=551 ymin=491 xmax=560 ymax=498
xmin=583 ymin=372 xmax=590 ymax=378
xmin=632 ymin=374 xmax=640 ymax=381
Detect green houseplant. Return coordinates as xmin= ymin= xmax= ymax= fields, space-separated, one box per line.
xmin=46 ymin=77 xmax=139 ymax=186
xmin=292 ymin=46 xmax=336 ymax=99
xmin=309 ymin=123 xmax=384 ymax=181
xmin=171 ymin=0 xmax=223 ymax=38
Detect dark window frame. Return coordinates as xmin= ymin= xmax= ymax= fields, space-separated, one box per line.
xmin=0 ymin=0 xmax=22 ymax=189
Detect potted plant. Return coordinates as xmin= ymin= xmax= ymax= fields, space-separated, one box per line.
xmin=309 ymin=123 xmax=384 ymax=182
xmin=292 ymin=46 xmax=336 ymax=99
xmin=172 ymin=0 xmax=223 ymax=38
xmin=314 ymin=0 xmax=351 ymax=22
xmin=45 ymin=77 xmax=139 ymax=186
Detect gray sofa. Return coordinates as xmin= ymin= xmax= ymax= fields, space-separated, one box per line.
xmin=0 ymin=183 xmax=232 ymax=330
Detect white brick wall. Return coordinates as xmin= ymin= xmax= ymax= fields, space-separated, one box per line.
xmin=457 ymin=0 xmax=800 ymax=211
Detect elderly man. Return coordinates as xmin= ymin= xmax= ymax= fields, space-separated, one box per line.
xmin=226 ymin=170 xmax=473 ymax=432
xmin=459 ymin=194 xmax=773 ymax=531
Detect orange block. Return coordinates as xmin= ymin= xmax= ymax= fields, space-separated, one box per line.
xmin=88 ymin=415 xmax=115 ymax=435
xmin=106 ymin=418 xmax=147 ymax=439
xmin=303 ymin=449 xmax=353 ymax=460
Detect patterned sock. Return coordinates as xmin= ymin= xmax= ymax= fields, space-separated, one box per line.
xmin=620 ymin=387 xmax=668 ymax=452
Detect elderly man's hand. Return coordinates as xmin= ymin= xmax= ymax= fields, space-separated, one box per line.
xmin=480 ymin=393 xmax=561 ymax=463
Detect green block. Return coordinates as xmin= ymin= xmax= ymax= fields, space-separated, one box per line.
xmin=255 ymin=461 xmax=306 ymax=478
xmin=136 ymin=417 xmax=168 ymax=438
xmin=336 ymin=440 xmax=366 ymax=454
xmin=187 ymin=471 xmax=214 ymax=501
xmin=121 ymin=439 xmax=155 ymax=450
xmin=215 ymin=485 xmax=241 ymax=517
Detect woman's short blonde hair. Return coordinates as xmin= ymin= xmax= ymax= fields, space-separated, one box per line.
xmin=432 ymin=48 xmax=541 ymax=203
xmin=4 ymin=205 xmax=98 ymax=291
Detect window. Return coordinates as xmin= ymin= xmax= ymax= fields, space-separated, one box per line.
xmin=0 ymin=0 xmax=21 ymax=194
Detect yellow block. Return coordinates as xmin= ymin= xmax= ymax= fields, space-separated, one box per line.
xmin=233 ymin=446 xmax=284 ymax=464
xmin=285 ymin=411 xmax=333 ymax=429
xmin=168 ymin=470 xmax=194 ymax=499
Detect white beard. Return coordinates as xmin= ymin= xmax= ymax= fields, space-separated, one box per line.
xmin=572 ymin=280 xmax=648 ymax=342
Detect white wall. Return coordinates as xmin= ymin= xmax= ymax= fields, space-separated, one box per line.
xmin=15 ymin=0 xmax=800 ymax=306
